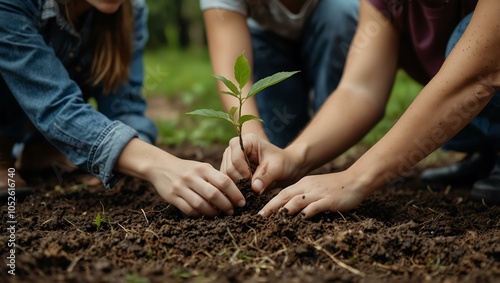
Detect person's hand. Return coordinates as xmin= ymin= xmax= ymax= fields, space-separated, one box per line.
xmin=258 ymin=169 xmax=370 ymax=219
xmin=220 ymin=133 xmax=305 ymax=195
xmin=148 ymin=158 xmax=246 ymax=218
xmin=115 ymin=138 xmax=246 ymax=218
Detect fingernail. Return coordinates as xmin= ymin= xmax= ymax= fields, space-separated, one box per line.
xmin=258 ymin=210 xmax=265 ymax=217
xmin=227 ymin=209 xmax=234 ymax=216
xmin=253 ymin=179 xmax=263 ymax=192
xmin=238 ymin=199 xmax=246 ymax=208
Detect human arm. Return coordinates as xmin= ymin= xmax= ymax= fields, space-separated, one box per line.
xmin=0 ymin=1 xmax=245 ymax=217
xmin=221 ymin=0 xmax=400 ymax=193
xmin=203 ymin=7 xmax=267 ymax=139
xmin=260 ymin=0 xmax=500 ymax=218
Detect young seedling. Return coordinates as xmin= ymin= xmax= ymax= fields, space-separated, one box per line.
xmin=94 ymin=201 xmax=104 ymax=231
xmin=186 ymin=53 xmax=298 ymax=178
xmin=94 ymin=201 xmax=115 ymax=233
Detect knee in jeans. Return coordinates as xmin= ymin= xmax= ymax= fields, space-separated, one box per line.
xmin=312 ymin=0 xmax=359 ymax=29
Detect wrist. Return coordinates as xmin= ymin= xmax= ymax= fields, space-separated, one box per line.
xmin=348 ymin=158 xmax=387 ymax=197
xmin=115 ymin=138 xmax=176 ymax=184
xmin=284 ymin=141 xmax=312 ymax=177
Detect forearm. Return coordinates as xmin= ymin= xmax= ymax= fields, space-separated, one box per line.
xmin=350 ymin=0 xmax=500 ymax=193
xmin=204 ymin=9 xmax=266 ymax=138
xmin=285 ymin=0 xmax=399 ymax=176
xmin=114 ymin=138 xmax=178 ymax=183
xmin=286 ymin=86 xmax=386 ymax=176
xmin=351 ymin=77 xmax=497 ymax=194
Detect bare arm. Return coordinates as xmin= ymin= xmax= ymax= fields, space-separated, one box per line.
xmin=203 ymin=9 xmax=266 ymax=138
xmin=221 ymin=0 xmax=400 ymax=192
xmin=259 ymin=0 xmax=500 ymax=218
xmin=287 ymin=0 xmax=400 ymax=175
xmin=349 ymin=0 xmax=500 ymax=194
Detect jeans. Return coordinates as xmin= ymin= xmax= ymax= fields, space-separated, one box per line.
xmin=251 ymin=0 xmax=359 ymax=148
xmin=443 ymin=13 xmax=500 ymax=153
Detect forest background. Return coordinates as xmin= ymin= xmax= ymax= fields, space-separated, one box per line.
xmin=142 ymin=0 xmax=423 ymax=153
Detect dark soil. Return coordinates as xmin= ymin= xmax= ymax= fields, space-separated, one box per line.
xmin=1 ymin=144 xmax=499 ymax=283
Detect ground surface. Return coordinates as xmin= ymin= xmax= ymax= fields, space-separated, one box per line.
xmin=1 ymin=144 xmax=499 ymax=283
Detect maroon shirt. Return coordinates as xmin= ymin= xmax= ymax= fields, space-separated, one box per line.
xmin=368 ymin=0 xmax=478 ymax=85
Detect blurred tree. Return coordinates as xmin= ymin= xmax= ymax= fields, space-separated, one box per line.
xmin=145 ymin=0 xmax=204 ymax=50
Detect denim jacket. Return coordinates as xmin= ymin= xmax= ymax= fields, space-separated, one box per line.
xmin=0 ymin=0 xmax=154 ymax=188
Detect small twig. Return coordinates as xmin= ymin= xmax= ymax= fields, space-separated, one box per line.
xmin=41 ymin=218 xmax=53 ymax=226
xmin=246 ymin=224 xmax=259 ymax=248
xmin=280 ymin=242 xmax=289 ymax=269
xmin=145 ymin=228 xmax=159 ymax=239
xmin=229 ymin=248 xmax=242 ymax=264
xmin=337 ymin=211 xmax=347 ymax=221
xmin=63 ymin=218 xmax=86 ymax=234
xmin=351 ymin=212 xmax=362 ymax=222
xmin=481 ymin=198 xmax=490 ymax=208
xmin=373 ymin=262 xmax=404 ymax=273
xmin=226 ymin=227 xmax=240 ymax=249
xmin=140 ymin=209 xmax=149 ymax=225
xmin=300 ymin=236 xmax=365 ymax=277
xmin=66 ymin=255 xmax=83 ymax=273
xmin=117 ymin=223 xmax=132 ymax=234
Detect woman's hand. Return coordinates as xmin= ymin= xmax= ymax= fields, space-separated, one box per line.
xmin=148 ymin=158 xmax=245 ymax=218
xmin=221 ymin=133 xmax=306 ymax=195
xmin=115 ymin=138 xmax=245 ymax=218
xmin=259 ymin=170 xmax=370 ymax=219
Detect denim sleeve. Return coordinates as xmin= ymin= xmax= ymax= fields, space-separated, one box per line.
xmin=0 ymin=0 xmax=138 ymax=189
xmin=199 ymin=0 xmax=247 ymax=15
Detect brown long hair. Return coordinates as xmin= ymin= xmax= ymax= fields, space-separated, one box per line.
xmin=62 ymin=0 xmax=134 ymax=93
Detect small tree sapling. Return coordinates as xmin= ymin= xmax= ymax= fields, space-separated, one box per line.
xmin=186 ymin=53 xmax=298 ymax=179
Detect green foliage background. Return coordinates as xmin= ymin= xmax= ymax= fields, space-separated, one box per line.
xmin=142 ymin=0 xmax=423 ymax=148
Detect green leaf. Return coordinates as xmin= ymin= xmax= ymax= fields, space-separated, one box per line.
xmin=234 ymin=54 xmax=250 ymax=89
xmin=248 ymin=71 xmax=299 ymax=98
xmin=229 ymin=106 xmax=238 ymax=118
xmin=213 ymin=74 xmax=239 ymax=95
xmin=220 ymin=91 xmax=239 ymax=98
xmin=95 ymin=213 xmax=102 ymax=231
xmin=186 ymin=109 xmax=234 ymax=125
xmin=238 ymin=114 xmax=263 ymax=125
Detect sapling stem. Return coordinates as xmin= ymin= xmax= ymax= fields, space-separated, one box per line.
xmin=186 ymin=53 xmax=299 ymax=187
xmin=236 ymin=106 xmax=253 ymax=179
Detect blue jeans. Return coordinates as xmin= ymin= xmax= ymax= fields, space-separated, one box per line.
xmin=443 ymin=13 xmax=500 ymax=153
xmin=251 ymin=0 xmax=359 ymax=148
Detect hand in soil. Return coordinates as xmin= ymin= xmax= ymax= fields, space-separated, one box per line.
xmin=221 ymin=133 xmax=304 ymax=194
xmin=259 ymin=170 xmax=369 ymax=219
xmin=149 ymin=158 xmax=246 ymax=218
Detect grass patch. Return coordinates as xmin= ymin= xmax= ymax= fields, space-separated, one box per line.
xmin=143 ymin=47 xmax=218 ymax=109
xmin=144 ymin=48 xmax=235 ymax=146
